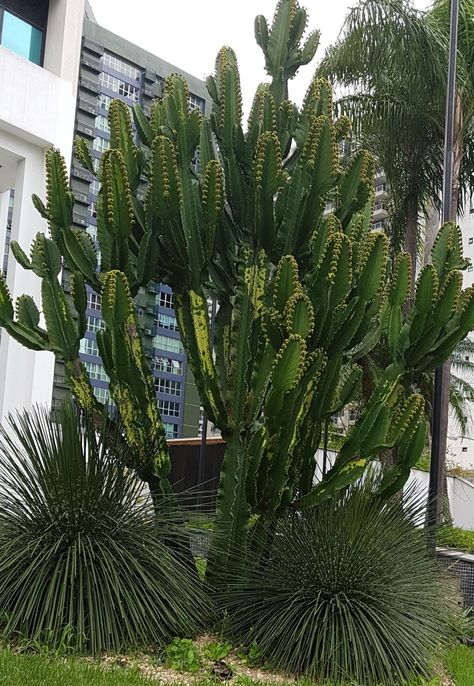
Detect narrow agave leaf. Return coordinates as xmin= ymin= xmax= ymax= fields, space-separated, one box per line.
xmin=218 ymin=480 xmax=459 ymax=684
xmin=0 ymin=405 xmax=208 ymax=654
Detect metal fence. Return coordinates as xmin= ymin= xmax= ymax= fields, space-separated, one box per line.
xmin=437 ymin=548 xmax=474 ymax=607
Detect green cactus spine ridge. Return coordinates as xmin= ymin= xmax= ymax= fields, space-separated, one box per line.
xmin=273 ymin=255 xmax=300 ymax=313
xmin=44 ymin=147 xmax=74 ymax=229
xmin=0 ymin=276 xmax=14 ymax=322
xmin=389 ymin=252 xmax=412 ymax=307
xmin=108 ymin=99 xmax=142 ymax=187
xmin=74 ymin=136 xmax=94 ymax=175
xmin=146 ymin=135 xmax=181 ymax=220
xmin=302 ymin=77 xmax=333 ymax=118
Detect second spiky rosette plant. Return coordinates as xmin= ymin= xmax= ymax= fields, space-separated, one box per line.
xmin=0 ymin=0 xmax=473 ymax=583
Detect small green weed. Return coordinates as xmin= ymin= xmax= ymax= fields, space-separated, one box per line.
xmin=165 ymin=638 xmax=202 ymax=672
xmin=203 ymin=641 xmax=232 ymax=661
xmin=237 ymin=640 xmax=263 ymax=667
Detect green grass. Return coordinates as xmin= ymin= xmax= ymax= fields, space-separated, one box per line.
xmin=0 ymin=650 xmax=153 ymax=685
xmin=437 ymin=526 xmax=474 ymax=553
xmin=0 ymin=646 xmax=472 ymax=685
xmin=444 ymin=645 xmax=474 ymax=686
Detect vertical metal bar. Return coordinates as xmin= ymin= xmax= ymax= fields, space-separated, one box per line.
xmin=197 ymin=297 xmax=217 ymax=507
xmin=428 ymin=0 xmax=459 ymax=529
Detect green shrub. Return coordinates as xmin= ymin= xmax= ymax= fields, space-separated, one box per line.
xmin=438 ymin=526 xmax=474 ymax=553
xmin=220 ymin=482 xmax=459 ymax=684
xmin=203 ymin=640 xmax=232 ymax=661
xmin=165 ymin=638 xmax=201 ymax=672
xmin=0 ymin=406 xmax=207 ymax=654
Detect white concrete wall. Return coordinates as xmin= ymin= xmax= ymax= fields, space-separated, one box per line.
xmin=315 ymin=449 xmax=474 ymax=530
xmin=0 ymin=0 xmax=84 ymax=423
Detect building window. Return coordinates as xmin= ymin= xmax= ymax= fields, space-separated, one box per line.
xmin=90 ymin=179 xmax=101 ymax=197
xmin=80 ymin=337 xmax=99 ymax=357
xmin=155 ymin=378 xmax=181 ymax=396
xmin=156 ymin=313 xmax=179 ymax=331
xmin=98 ymin=93 xmax=113 ymax=111
xmin=92 ymin=137 xmax=110 ymax=155
xmin=102 ymin=51 xmax=142 ymax=81
xmin=87 ymin=292 xmax=102 ymax=310
xmin=163 ymin=422 xmax=179 ymax=439
xmin=86 ymin=224 xmax=98 ymax=241
xmin=152 ymin=356 xmax=183 ymax=376
xmin=375 ymin=182 xmax=386 ymax=193
xmin=84 ymin=361 xmax=109 ymax=382
xmin=373 ymin=221 xmax=385 ymax=230
xmin=462 ymin=446 xmax=468 ymax=452
xmin=0 ymin=9 xmax=44 ymax=66
xmin=99 ymin=72 xmax=140 ymax=102
xmin=93 ymin=386 xmax=110 ymax=404
xmin=158 ymin=291 xmax=174 ymax=309
xmin=188 ymin=93 xmax=205 ymax=112
xmin=86 ymin=315 xmax=104 ymax=333
xmin=95 ymin=115 xmax=110 ymax=134
xmin=158 ymin=400 xmax=180 ymax=417
xmin=153 ymin=334 xmax=184 ymax=355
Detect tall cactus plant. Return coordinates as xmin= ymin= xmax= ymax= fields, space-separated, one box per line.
xmin=0 ymin=0 xmax=473 ymax=582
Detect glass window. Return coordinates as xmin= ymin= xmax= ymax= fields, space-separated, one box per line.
xmin=95 ymin=115 xmax=110 ymax=133
xmin=102 ymin=51 xmax=142 ymax=81
xmin=188 ymin=93 xmax=205 ymax=112
xmin=1 ymin=11 xmax=43 ymax=65
xmin=80 ymin=337 xmax=99 ymax=357
xmin=156 ymin=313 xmax=179 ymax=331
xmin=93 ymin=386 xmax=110 ymax=404
xmin=86 ymin=315 xmax=103 ymax=333
xmin=163 ymin=422 xmax=179 ymax=439
xmin=99 ymin=72 xmax=140 ymax=102
xmin=87 ymin=293 xmax=102 ymax=311
xmin=155 ymin=378 xmax=181 ymax=396
xmin=158 ymin=400 xmax=180 ymax=418
xmin=158 ymin=291 xmax=174 ymax=309
xmin=153 ymin=334 xmax=184 ymax=355
xmin=93 ymin=137 xmax=110 ymax=154
xmin=152 ymin=356 xmax=183 ymax=376
xmin=84 ymin=361 xmax=109 ymax=382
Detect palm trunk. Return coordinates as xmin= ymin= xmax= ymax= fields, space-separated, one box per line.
xmin=405 ymin=198 xmax=418 ymax=290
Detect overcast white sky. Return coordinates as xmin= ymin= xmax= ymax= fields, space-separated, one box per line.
xmin=90 ymin=0 xmax=430 ymax=117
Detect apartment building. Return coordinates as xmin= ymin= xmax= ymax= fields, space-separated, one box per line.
xmin=50 ymin=17 xmax=207 ymax=438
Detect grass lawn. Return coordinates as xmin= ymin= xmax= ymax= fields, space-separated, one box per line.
xmin=0 ymin=645 xmax=472 ymax=685
xmin=0 ymin=650 xmax=154 ymax=685
xmin=444 ymin=645 xmax=474 ymax=686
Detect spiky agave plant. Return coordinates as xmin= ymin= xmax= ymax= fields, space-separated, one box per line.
xmin=219 ymin=479 xmax=460 ymax=684
xmin=0 ymin=0 xmax=473 ymax=587
xmin=0 ymin=405 xmax=207 ymax=653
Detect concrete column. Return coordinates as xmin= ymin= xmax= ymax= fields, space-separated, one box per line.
xmin=0 ymin=150 xmax=54 ymax=422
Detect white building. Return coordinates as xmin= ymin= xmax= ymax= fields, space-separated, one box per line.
xmin=447 ymin=196 xmax=474 ymax=471
xmin=0 ymin=0 xmax=84 ymax=423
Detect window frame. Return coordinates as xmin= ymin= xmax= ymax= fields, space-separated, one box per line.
xmin=0 ymin=5 xmax=46 ymax=66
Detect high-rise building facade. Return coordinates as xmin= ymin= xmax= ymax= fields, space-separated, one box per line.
xmin=51 ymin=17 xmax=208 ymax=438
xmin=0 ymin=0 xmax=84 ymax=423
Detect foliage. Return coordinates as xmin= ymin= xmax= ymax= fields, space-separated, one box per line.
xmin=444 ymin=645 xmax=474 ymax=686
xmin=318 ymin=0 xmax=474 ymax=261
xmin=202 ymin=641 xmax=232 ymax=662
xmin=0 ymin=650 xmax=155 ymax=686
xmin=219 ymin=481 xmax=460 ymax=684
xmin=165 ymin=638 xmax=202 ymax=672
xmin=437 ymin=525 xmax=474 ymax=553
xmin=0 ymin=405 xmax=207 ymax=654
xmin=0 ymin=0 xmax=473 ymax=589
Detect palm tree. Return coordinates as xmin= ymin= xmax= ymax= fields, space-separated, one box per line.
xmin=318 ymin=0 xmax=474 ymax=278
xmin=318 ymin=0 xmax=474 ymax=521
